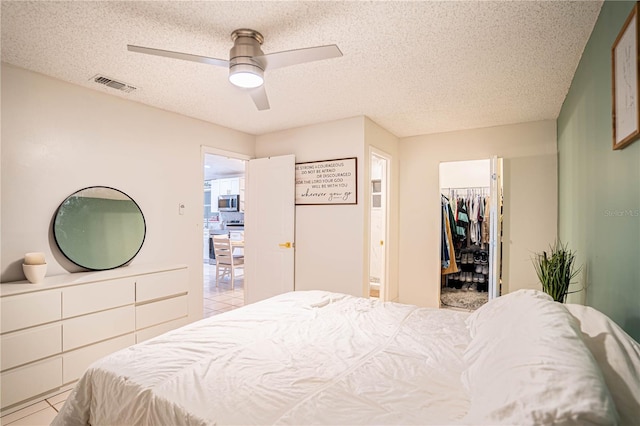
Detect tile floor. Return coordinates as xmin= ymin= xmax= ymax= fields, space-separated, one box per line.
xmin=1 ymin=262 xmax=242 ymax=425
xmin=0 ymin=389 xmax=71 ymax=426
xmin=203 ymin=261 xmax=245 ymax=318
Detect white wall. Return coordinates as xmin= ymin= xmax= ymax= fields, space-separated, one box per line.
xmin=255 ymin=117 xmax=367 ymax=297
xmin=398 ymin=120 xmax=558 ymax=307
xmin=440 ymin=159 xmax=490 ymax=189
xmin=1 ymin=64 xmax=255 ymax=321
xmin=2 ymin=64 xmax=557 ymax=315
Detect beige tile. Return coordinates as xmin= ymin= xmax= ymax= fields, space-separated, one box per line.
xmin=45 ymin=390 xmax=72 ymax=406
xmin=213 ymin=297 xmax=235 ymax=305
xmin=203 ymin=288 xmax=223 ymax=296
xmin=204 ymin=298 xmax=228 ymax=307
xmin=52 ymin=402 xmax=65 ymax=413
xmin=203 ymin=262 xmax=246 ymax=315
xmin=0 ymin=402 xmax=49 ymax=425
xmin=228 ymin=298 xmax=244 ymax=307
xmin=2 ymin=406 xmax=57 ymax=426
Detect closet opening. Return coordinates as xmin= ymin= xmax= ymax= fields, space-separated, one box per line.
xmin=439 ymin=158 xmax=503 ymax=310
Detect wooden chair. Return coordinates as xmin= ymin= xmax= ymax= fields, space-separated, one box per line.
xmin=212 ymin=235 xmax=244 ymax=289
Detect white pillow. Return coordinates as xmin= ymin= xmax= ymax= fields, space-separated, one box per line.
xmin=566 ymin=304 xmax=640 ymax=426
xmin=462 ymin=290 xmax=618 ymax=425
xmin=464 ymin=289 xmax=552 ymax=338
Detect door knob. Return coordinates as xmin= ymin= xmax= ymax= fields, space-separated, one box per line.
xmin=279 ymin=242 xmax=292 ymax=248
xmin=380 ymin=240 xmax=384 ymax=246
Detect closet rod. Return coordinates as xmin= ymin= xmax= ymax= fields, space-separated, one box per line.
xmin=441 ymin=186 xmax=489 ymax=190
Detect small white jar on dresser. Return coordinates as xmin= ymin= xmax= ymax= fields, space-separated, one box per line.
xmin=0 ymin=263 xmax=189 ymax=415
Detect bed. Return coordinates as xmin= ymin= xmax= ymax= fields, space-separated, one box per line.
xmin=52 ymin=289 xmax=640 ymax=425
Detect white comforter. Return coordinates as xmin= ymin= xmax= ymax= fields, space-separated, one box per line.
xmin=53 ymin=291 xmax=472 ymax=425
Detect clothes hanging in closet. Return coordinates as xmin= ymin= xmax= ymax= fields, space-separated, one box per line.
xmin=441 ymin=195 xmax=458 ymax=275
xmin=446 ymin=189 xmax=489 ymax=250
xmin=481 ymin=196 xmax=490 ymax=246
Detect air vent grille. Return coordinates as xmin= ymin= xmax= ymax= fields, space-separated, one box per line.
xmin=90 ymin=74 xmax=136 ymax=93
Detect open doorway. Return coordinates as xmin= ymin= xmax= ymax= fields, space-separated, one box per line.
xmin=439 ymin=158 xmax=503 ymax=311
xmin=369 ymin=149 xmax=390 ymax=300
xmin=202 ymin=149 xmax=248 ymax=318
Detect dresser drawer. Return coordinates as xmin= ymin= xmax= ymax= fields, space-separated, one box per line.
xmin=63 ymin=305 xmax=135 ymax=351
xmin=1 ymin=323 xmax=62 ymax=371
xmin=135 ymin=316 xmax=190 ymax=343
xmin=63 ymin=334 xmax=135 ymax=383
xmin=136 ymin=269 xmax=188 ymax=303
xmin=136 ymin=295 xmax=188 ymax=330
xmin=63 ymin=277 xmax=134 ymax=318
xmin=1 ymin=357 xmax=62 ymax=409
xmin=1 ymin=291 xmax=61 ymax=334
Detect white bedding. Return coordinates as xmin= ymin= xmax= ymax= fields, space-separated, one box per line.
xmin=52 ymin=290 xmax=636 ymax=425
xmin=53 ymin=291 xmax=472 ymax=425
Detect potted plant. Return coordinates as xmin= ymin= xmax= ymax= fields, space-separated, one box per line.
xmin=532 ymin=241 xmax=582 ymax=303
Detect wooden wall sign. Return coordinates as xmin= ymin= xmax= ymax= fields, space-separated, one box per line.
xmin=295 ymin=157 xmax=357 ymax=205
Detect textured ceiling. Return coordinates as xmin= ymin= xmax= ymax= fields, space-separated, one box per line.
xmin=1 ymin=1 xmax=602 ymax=138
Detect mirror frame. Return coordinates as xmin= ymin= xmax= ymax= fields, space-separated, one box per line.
xmin=53 ymin=186 xmax=146 ymax=271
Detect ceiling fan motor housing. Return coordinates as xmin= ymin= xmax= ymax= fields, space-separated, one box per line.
xmin=229 ymin=29 xmax=265 ymax=87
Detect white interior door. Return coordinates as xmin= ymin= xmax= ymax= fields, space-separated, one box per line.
xmin=244 ymin=155 xmax=295 ymax=304
xmin=369 ymin=150 xmax=389 ymax=300
xmin=489 ymin=156 xmax=503 ymax=300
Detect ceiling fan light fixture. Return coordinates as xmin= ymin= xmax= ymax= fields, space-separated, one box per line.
xmin=128 ymin=27 xmax=341 ymax=110
xmin=229 ymin=64 xmax=264 ymax=88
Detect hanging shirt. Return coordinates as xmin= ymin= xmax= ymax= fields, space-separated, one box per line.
xmin=482 ymin=196 xmax=491 ymax=245
xmin=469 ymin=196 xmax=480 ymax=244
xmin=441 ymin=207 xmax=459 ymax=275
xmin=441 ymin=202 xmax=450 ymax=268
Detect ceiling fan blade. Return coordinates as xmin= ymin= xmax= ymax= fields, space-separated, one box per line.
xmin=248 ymin=86 xmax=270 ymax=111
xmin=127 ymin=45 xmax=229 ymax=68
xmin=255 ymin=44 xmax=342 ymax=70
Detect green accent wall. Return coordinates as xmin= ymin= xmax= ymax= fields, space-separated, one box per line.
xmin=558 ymin=0 xmax=640 ymax=341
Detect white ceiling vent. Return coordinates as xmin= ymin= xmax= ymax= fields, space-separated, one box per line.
xmin=90 ymin=74 xmax=136 ymax=93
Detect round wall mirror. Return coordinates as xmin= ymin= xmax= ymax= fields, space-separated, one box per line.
xmin=54 ymin=186 xmax=146 ymax=270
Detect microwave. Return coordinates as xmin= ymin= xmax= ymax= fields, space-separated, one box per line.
xmin=218 ymin=194 xmax=240 ymax=212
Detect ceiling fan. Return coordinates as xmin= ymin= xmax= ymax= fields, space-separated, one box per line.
xmin=128 ymin=29 xmax=342 ymax=111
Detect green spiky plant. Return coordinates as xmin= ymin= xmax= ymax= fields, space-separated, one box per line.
xmin=532 ymin=241 xmax=582 ymax=303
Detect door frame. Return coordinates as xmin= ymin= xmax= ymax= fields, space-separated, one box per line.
xmin=200 ymin=145 xmax=250 ymax=294
xmin=438 ymin=158 xmax=503 ymax=306
xmin=367 ymin=147 xmax=391 ymax=301
xmin=488 ymin=156 xmax=503 ymax=300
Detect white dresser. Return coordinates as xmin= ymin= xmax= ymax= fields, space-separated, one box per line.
xmin=0 ymin=264 xmax=189 ymax=413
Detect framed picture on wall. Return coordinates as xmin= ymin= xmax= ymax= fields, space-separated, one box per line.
xmin=612 ymin=2 xmax=640 ymax=150
xmin=295 ymin=157 xmax=357 ymax=205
